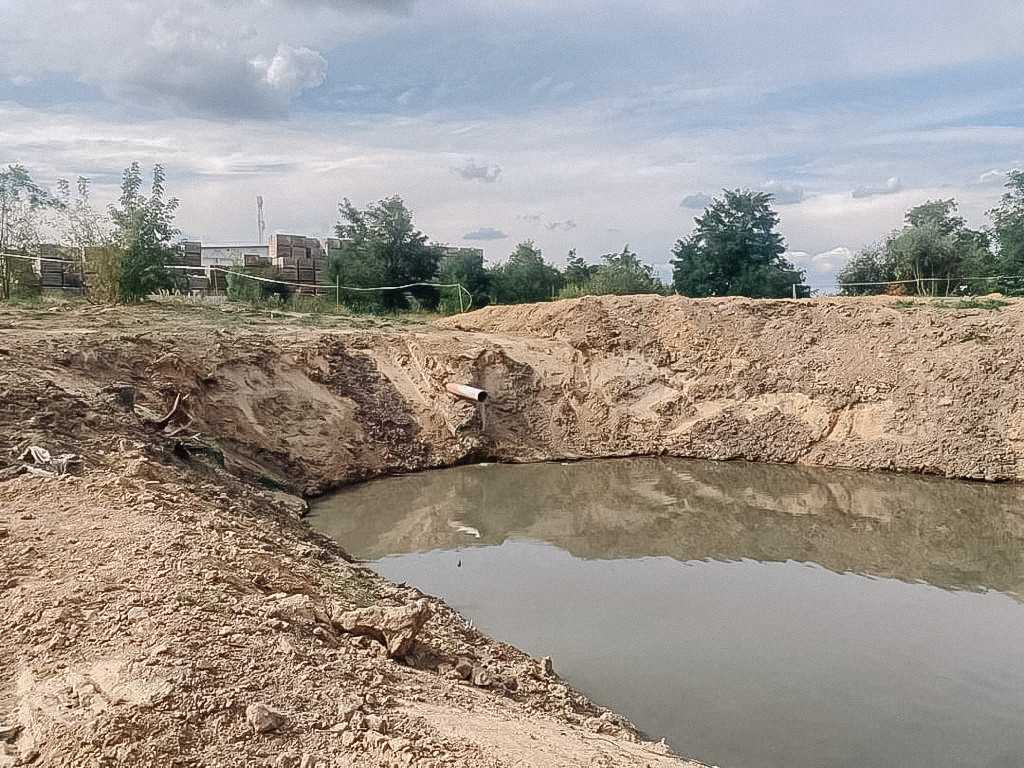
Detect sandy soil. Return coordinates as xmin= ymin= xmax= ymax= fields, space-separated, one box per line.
xmin=3 ymin=293 xmax=1023 ymax=766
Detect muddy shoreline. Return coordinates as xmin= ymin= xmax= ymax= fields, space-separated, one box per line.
xmin=2 ymin=294 xmax=1023 ymax=766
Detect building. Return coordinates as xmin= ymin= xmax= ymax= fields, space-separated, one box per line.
xmin=438 ymin=246 xmax=484 ymax=260
xmin=201 ymin=244 xmax=270 ymax=268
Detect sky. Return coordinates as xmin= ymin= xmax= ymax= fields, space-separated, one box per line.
xmin=1 ymin=1 xmax=1022 ymax=287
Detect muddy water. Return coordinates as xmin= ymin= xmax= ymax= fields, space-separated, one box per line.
xmin=309 ymin=458 xmax=1024 ymax=768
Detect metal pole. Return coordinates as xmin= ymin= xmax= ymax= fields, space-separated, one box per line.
xmin=459 ymin=284 xmax=465 ymax=313
xmin=792 ymin=283 xmax=798 ymax=299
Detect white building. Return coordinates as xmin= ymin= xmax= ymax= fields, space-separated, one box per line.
xmin=201 ymin=244 xmax=270 ymax=268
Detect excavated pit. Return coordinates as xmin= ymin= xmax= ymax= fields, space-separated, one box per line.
xmin=2 ymin=294 xmax=1024 ymax=767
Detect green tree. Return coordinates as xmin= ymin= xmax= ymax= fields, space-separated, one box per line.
xmin=889 ymin=199 xmax=994 ymax=295
xmin=0 ymin=165 xmax=60 ymax=300
xmin=438 ymin=248 xmax=489 ymax=312
xmin=488 ymin=241 xmax=563 ymax=304
xmin=330 ymin=195 xmax=441 ymax=311
xmin=563 ymin=248 xmax=598 ymax=288
xmin=837 ymin=244 xmax=896 ymax=295
xmin=587 ymin=245 xmax=662 ymax=295
xmin=671 ymin=189 xmax=803 ymax=297
xmin=888 ymin=222 xmax=958 ymax=296
xmin=107 ymin=163 xmax=182 ymax=302
xmin=991 ymin=170 xmax=1024 ymax=293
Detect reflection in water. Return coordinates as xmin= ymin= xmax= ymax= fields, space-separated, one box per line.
xmin=309 ymin=459 xmax=1024 ymax=768
xmin=314 ymin=458 xmax=1024 ymax=596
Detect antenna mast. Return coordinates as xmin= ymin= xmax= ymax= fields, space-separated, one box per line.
xmin=256 ymin=195 xmax=266 ymax=244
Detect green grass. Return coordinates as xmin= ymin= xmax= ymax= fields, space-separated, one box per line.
xmin=893 ymin=297 xmax=1012 ymax=312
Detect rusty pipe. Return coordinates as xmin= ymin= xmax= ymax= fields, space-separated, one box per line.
xmin=446 ymin=383 xmax=488 ymax=403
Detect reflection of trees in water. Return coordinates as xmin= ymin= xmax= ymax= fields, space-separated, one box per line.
xmin=311 ymin=458 xmax=1024 ymax=597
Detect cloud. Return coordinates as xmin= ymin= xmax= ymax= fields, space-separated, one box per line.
xmin=977 ymin=167 xmax=1020 ymax=185
xmin=761 ymin=180 xmax=805 ymax=205
xmin=680 ymin=193 xmax=713 ymax=209
xmin=463 ymin=227 xmax=508 ymax=240
xmin=852 ymin=176 xmax=903 ymax=198
xmin=257 ymin=45 xmax=327 ymax=96
xmin=0 ymin=0 xmax=406 ymax=117
xmin=787 ymin=246 xmax=853 ymax=274
xmin=452 ymin=160 xmax=502 ymax=183
xmin=545 ymin=219 xmax=577 ymax=231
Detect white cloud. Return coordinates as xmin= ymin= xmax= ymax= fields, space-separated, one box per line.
xmin=0 ymin=0 xmax=393 ymax=116
xmin=257 ymin=45 xmax=327 ymax=96
xmin=977 ymin=167 xmax=1021 ymax=186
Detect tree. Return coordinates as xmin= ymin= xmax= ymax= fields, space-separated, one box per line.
xmin=563 ymin=248 xmax=598 ymax=288
xmin=0 ymin=165 xmax=60 ymax=300
xmin=488 ymin=241 xmax=563 ymax=304
xmin=671 ymin=189 xmax=803 ymax=298
xmin=107 ymin=163 xmax=182 ymax=302
xmin=838 ymin=199 xmax=998 ymax=296
xmin=56 ymin=176 xmax=106 ymax=251
xmin=438 ymin=247 xmax=489 ymax=312
xmin=330 ymin=195 xmax=441 ymax=311
xmin=991 ymin=170 xmax=1024 ymax=293
xmin=837 ymin=244 xmax=897 ymax=295
xmin=888 ymin=222 xmax=958 ymax=296
xmin=587 ymin=245 xmax=662 ymax=295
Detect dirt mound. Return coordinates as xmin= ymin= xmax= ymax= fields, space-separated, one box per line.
xmin=442 ymin=294 xmax=1024 ymax=480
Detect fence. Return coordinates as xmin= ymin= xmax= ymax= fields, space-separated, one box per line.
xmin=794 ymin=274 xmax=1024 ymax=297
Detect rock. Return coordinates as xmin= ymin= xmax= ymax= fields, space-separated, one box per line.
xmin=539 ymin=656 xmax=554 ymax=676
xmin=126 ymin=607 xmax=149 ymax=622
xmin=274 ymin=753 xmax=300 ymax=768
xmin=246 ymin=703 xmax=288 ymax=734
xmin=268 ymin=594 xmax=330 ymax=628
xmin=453 ymin=659 xmax=473 ymax=680
xmin=298 ymin=754 xmax=317 ymax=768
xmin=349 ymin=711 xmax=366 ymax=732
xmin=503 ymin=676 xmax=519 ymax=692
xmin=336 ymin=696 xmax=362 ymax=722
xmin=364 ymin=731 xmax=388 ymax=751
xmin=107 ymin=384 xmax=137 ymax=410
xmin=0 ymin=723 xmax=22 ymax=743
xmin=470 ymin=667 xmax=492 ymax=688
xmin=332 ymin=599 xmax=433 ymax=658
xmin=388 ymin=737 xmax=411 ymax=754
xmin=364 ymin=714 xmax=389 ymax=734
xmin=340 ymin=731 xmax=359 ymax=749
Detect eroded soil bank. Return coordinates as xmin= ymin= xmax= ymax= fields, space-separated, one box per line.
xmin=2 ymin=294 xmax=1023 ymax=766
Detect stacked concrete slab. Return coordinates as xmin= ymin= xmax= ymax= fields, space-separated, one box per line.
xmin=269 ymin=233 xmax=330 ymax=293
xmin=36 ymin=244 xmax=84 ymax=290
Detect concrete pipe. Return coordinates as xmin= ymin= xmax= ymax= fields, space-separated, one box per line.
xmin=446 ymin=383 xmax=489 ymax=403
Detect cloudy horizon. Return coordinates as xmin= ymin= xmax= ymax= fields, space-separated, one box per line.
xmin=2 ymin=0 xmax=1022 ymax=285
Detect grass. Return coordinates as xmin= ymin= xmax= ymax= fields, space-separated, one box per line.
xmin=893 ymin=297 xmax=1012 ymax=312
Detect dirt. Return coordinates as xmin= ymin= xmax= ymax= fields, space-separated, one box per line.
xmin=2 ymin=293 xmax=1024 ymax=766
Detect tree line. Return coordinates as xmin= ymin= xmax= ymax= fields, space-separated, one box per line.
xmin=3 ymin=160 xmax=1023 ymax=306
xmin=837 ymin=175 xmax=1024 ymax=296
xmin=0 ymin=162 xmax=182 ymax=302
